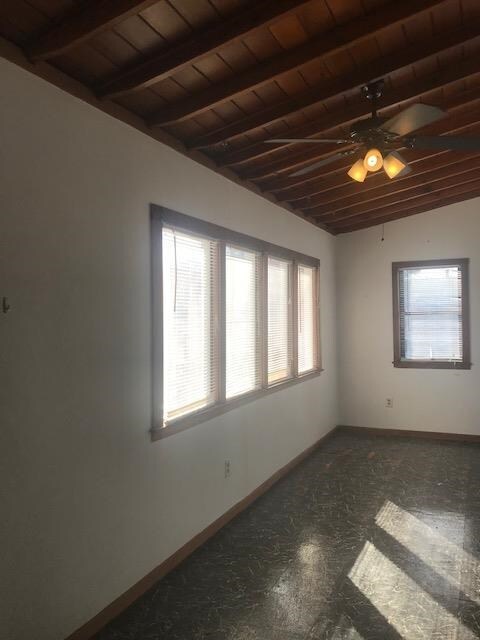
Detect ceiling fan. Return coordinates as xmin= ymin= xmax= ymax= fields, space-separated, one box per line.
xmin=264 ymin=80 xmax=480 ymax=182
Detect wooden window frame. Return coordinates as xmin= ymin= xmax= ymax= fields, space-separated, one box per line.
xmin=392 ymin=258 xmax=471 ymax=370
xmin=224 ymin=242 xmax=263 ymax=400
xmin=266 ymin=255 xmax=295 ymax=386
xmin=151 ymin=205 xmax=322 ymax=441
xmin=297 ymin=262 xmax=320 ymax=376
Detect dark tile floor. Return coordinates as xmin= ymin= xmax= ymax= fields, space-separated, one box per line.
xmin=95 ymin=431 xmax=480 ymax=639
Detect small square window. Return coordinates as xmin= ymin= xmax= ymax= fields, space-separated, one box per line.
xmin=392 ymin=259 xmax=470 ymax=369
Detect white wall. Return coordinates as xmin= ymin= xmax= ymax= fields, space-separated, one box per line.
xmin=0 ymin=59 xmax=338 ymax=640
xmin=337 ymin=200 xmax=480 ymax=434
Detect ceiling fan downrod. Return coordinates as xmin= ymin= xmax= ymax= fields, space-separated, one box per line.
xmin=362 ymin=79 xmax=385 ymax=118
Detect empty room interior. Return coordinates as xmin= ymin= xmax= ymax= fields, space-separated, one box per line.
xmin=3 ymin=1 xmax=480 ymax=639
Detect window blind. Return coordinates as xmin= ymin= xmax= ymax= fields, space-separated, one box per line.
xmin=268 ymin=256 xmax=293 ymax=384
xmin=399 ymin=265 xmax=463 ymax=362
xmin=162 ymin=227 xmax=218 ymax=422
xmin=298 ymin=264 xmax=316 ymax=374
xmin=225 ymin=246 xmax=262 ymax=398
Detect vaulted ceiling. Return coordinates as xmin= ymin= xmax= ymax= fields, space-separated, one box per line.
xmin=1 ymin=0 xmax=480 ymax=233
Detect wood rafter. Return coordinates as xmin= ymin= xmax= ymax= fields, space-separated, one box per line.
xmin=97 ymin=0 xmax=313 ymax=99
xmin=237 ymin=59 xmax=480 ymax=180
xmin=0 ymin=36 xmax=322 ymax=235
xmin=187 ymin=24 xmax=480 ymax=149
xmin=148 ymin=0 xmax=447 ymax=126
xmin=267 ymin=143 xmax=480 ymax=206
xmin=333 ymin=183 xmax=480 ymax=233
xmin=3 ymin=0 xmax=480 ymax=234
xmin=296 ymin=142 xmax=480 ymax=212
xmin=314 ymin=158 xmax=480 ymax=222
xmin=331 ymin=174 xmax=480 ymax=230
xmin=26 ymin=0 xmax=159 ymax=60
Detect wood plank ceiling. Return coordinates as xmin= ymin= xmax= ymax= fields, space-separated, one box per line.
xmin=1 ymin=0 xmax=480 ymax=234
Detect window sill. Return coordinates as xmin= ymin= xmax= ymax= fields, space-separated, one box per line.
xmin=393 ymin=360 xmax=472 ymax=370
xmin=151 ymin=368 xmax=324 ymax=441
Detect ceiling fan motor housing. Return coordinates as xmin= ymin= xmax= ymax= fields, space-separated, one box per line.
xmin=362 ymin=79 xmax=385 ymax=102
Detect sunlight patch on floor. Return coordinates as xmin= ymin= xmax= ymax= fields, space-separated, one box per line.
xmin=376 ymin=500 xmax=479 ymax=604
xmin=348 ymin=541 xmax=477 ymax=640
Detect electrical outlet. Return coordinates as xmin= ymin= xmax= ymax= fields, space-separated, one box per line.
xmin=224 ymin=460 xmax=231 ymax=479
xmin=386 ymin=397 xmax=393 ymax=409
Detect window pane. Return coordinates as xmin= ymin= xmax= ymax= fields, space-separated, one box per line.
xmin=298 ymin=265 xmax=316 ymax=373
xmin=399 ymin=265 xmax=463 ymax=361
xmin=162 ymin=228 xmax=217 ymax=421
xmin=268 ymin=257 xmax=293 ymax=384
xmin=226 ymin=246 xmax=261 ymax=398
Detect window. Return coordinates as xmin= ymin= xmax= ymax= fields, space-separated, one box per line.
xmin=268 ymin=257 xmax=293 ymax=384
xmin=226 ymin=245 xmax=262 ymax=398
xmin=162 ymin=227 xmax=218 ymax=420
xmin=297 ymin=264 xmax=317 ymax=374
xmin=151 ymin=207 xmax=321 ymax=439
xmin=392 ymin=259 xmax=470 ymax=369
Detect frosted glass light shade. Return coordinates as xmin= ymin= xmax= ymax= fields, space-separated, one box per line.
xmin=347 ymin=159 xmax=368 ymax=182
xmin=384 ymin=151 xmax=411 ymax=179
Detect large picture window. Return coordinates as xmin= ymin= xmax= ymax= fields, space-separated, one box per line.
xmin=151 ymin=207 xmax=321 ymax=439
xmin=392 ymin=259 xmax=470 ymax=369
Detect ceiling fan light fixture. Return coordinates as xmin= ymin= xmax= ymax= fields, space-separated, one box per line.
xmin=364 ymin=148 xmax=383 ymax=172
xmin=263 ymin=85 xmax=476 ymax=183
xmin=383 ymin=151 xmax=411 ymax=179
xmin=347 ymin=159 xmax=368 ymax=182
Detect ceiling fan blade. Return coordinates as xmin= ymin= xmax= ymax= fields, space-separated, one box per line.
xmin=289 ymin=152 xmax=352 ymax=177
xmin=381 ymin=104 xmax=446 ymax=136
xmin=264 ymin=138 xmax=352 ymax=144
xmin=405 ymin=135 xmax=480 ymax=151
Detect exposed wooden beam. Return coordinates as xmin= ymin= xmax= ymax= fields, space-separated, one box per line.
xmin=0 ymin=35 xmax=324 ymax=238
xmin=97 ymin=0 xmax=313 ymax=99
xmin=334 ymin=186 xmax=480 ymax=233
xmin=312 ymin=158 xmax=480 ymax=222
xmin=240 ymin=65 xmax=480 ymax=181
xmin=330 ymin=174 xmax=480 ymax=230
xmin=295 ymin=146 xmax=480 ymax=212
xmin=218 ymin=100 xmax=373 ymax=168
xmin=257 ymin=103 xmax=480 ymax=194
xmin=25 ymin=0 xmax=159 ymax=60
xmin=257 ymin=151 xmax=354 ymax=194
xmin=242 ymin=141 xmax=354 ymax=181
xmin=187 ymin=24 xmax=480 ymax=149
xmin=148 ymin=0 xmax=447 ymax=126
xmin=219 ymin=48 xmax=476 ymax=169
